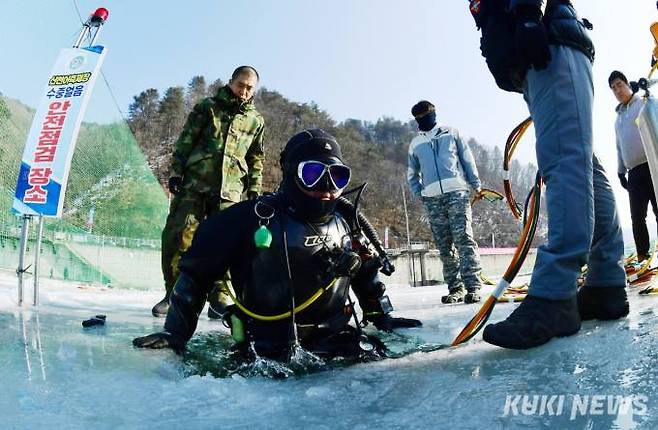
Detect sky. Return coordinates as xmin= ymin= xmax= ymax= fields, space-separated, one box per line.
xmin=1 ymin=0 xmax=658 ymax=231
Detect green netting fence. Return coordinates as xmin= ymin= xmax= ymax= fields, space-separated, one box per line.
xmin=0 ymin=93 xmax=168 ymax=290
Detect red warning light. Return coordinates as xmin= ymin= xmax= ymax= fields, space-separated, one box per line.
xmin=90 ymin=7 xmax=109 ymax=24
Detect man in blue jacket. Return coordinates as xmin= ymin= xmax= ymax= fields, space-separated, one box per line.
xmin=470 ymin=0 xmax=629 ymax=349
xmin=408 ymin=100 xmax=483 ymax=304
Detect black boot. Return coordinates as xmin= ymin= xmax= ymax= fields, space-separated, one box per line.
xmin=464 ymin=291 xmax=481 ymax=304
xmin=441 ymin=286 xmax=466 ymax=304
xmin=483 ymin=295 xmax=581 ymax=349
xmin=151 ymin=294 xmax=170 ymax=318
xmin=577 ymin=286 xmax=629 ymax=321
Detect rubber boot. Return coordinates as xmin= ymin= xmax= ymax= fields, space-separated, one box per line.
xmin=464 ymin=291 xmax=481 ymax=304
xmin=151 ymin=293 xmax=171 ymax=318
xmin=441 ymin=286 xmax=466 ymax=304
xmin=483 ymin=295 xmax=581 ymax=349
xmin=577 ymin=286 xmax=629 ymax=321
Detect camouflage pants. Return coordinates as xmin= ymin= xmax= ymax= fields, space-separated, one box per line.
xmin=423 ymin=191 xmax=482 ymax=291
xmin=161 ymin=192 xmax=234 ymax=303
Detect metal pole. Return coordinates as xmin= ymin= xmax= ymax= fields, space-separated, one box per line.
xmin=89 ymin=26 xmax=103 ymax=46
xmin=99 ymin=235 xmax=104 ymax=286
xmin=17 ymin=215 xmax=31 ymax=306
xmin=401 ymin=184 xmax=416 ymax=287
xmin=419 ymin=250 xmax=427 ymax=286
xmin=73 ymin=25 xmax=90 ymax=48
xmin=33 ymin=215 xmax=44 ymax=306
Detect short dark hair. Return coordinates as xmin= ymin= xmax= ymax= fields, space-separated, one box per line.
xmin=231 ymin=65 xmax=259 ymax=82
xmin=411 ymin=100 xmax=435 ymax=118
xmin=608 ymin=70 xmax=628 ymax=87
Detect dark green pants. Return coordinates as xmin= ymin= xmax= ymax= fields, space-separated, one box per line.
xmin=161 ymin=192 xmax=234 ymax=303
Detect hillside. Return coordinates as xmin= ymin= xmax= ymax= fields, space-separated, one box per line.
xmin=127 ymin=78 xmax=543 ymax=248
xmin=0 ymin=83 xmax=543 ymax=247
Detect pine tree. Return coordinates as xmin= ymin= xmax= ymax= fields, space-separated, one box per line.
xmin=186 ymin=76 xmax=206 ymax=111
xmin=128 ymin=88 xmax=160 ymax=157
xmin=207 ymin=78 xmax=224 ymax=97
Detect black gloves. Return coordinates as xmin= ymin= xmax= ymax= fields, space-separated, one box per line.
xmin=133 ymin=331 xmax=186 ymax=354
xmin=168 ymin=176 xmax=183 ymax=194
xmin=514 ymin=5 xmax=551 ymax=71
xmin=247 ymin=191 xmax=259 ymax=200
xmin=618 ymin=173 xmax=628 ymax=190
xmin=367 ymin=313 xmax=422 ymax=332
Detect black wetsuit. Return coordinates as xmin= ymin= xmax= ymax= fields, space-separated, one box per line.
xmin=164 ymin=192 xmax=389 ymax=360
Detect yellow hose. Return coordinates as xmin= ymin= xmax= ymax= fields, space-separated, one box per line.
xmin=225 ymin=277 xmax=338 ymax=322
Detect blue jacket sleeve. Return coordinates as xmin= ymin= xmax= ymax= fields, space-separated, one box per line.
xmin=407 ymin=147 xmax=423 ymax=197
xmin=455 ymin=132 xmax=482 ymax=191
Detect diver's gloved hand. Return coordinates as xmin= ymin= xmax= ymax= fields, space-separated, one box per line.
xmin=618 ymin=173 xmax=628 ymax=190
xmin=168 ymin=176 xmax=183 ymax=194
xmin=514 ymin=5 xmax=551 ymax=71
xmin=132 ymin=331 xmax=185 ymax=354
xmin=368 ymin=313 xmax=422 ymax=332
xmin=247 ymin=191 xmax=259 ymax=200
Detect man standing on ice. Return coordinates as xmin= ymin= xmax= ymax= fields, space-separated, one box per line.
xmin=609 ymin=70 xmax=658 ymax=263
xmin=153 ymin=66 xmax=265 ymax=320
xmin=407 ymin=100 xmax=483 ymax=304
xmin=469 ymin=0 xmax=628 ymax=349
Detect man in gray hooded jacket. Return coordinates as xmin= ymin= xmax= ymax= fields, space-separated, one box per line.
xmin=407 ymin=100 xmax=483 ymax=304
xmin=610 ymin=70 xmax=657 ymax=262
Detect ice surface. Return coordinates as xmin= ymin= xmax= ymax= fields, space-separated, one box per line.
xmin=1 ymin=270 xmax=657 ymax=429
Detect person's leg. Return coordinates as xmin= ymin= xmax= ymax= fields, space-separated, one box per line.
xmin=648 ymin=164 xmax=658 ymax=240
xmin=582 ymin=155 xmax=626 ymax=286
xmin=424 ymin=196 xmax=464 ymax=300
xmin=155 ymin=193 xmax=203 ymax=316
xmin=577 ymin=155 xmax=628 ymax=321
xmin=445 ymin=191 xmax=482 ymax=301
xmin=628 ymin=164 xmax=651 ymax=260
xmin=524 ymin=46 xmax=595 ymax=300
xmin=207 ymin=199 xmax=235 ymax=318
xmin=484 ymin=46 xmax=589 ymax=348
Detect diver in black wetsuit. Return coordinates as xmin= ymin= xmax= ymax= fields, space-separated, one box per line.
xmin=133 ymin=129 xmax=421 ymax=361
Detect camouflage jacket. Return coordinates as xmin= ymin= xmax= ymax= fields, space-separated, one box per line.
xmin=170 ymin=86 xmax=265 ymax=202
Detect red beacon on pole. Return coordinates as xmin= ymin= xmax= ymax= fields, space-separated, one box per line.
xmin=90 ymin=8 xmax=109 ymax=26
xmin=74 ymin=7 xmax=109 ymax=48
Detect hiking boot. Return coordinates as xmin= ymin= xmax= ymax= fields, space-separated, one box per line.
xmin=577 ymin=286 xmax=629 ymax=321
xmin=482 ymin=295 xmax=581 ymax=349
xmin=151 ymin=295 xmax=170 ymax=318
xmin=442 ymin=287 xmax=466 ymax=304
xmin=638 ymin=255 xmax=651 ymax=263
xmin=464 ymin=291 xmax=481 ymax=304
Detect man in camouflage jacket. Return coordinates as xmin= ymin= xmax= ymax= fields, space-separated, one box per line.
xmin=153 ymin=66 xmax=265 ymax=318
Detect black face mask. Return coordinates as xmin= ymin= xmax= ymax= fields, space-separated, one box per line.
xmin=280 ymin=165 xmax=337 ymax=223
xmin=416 ymin=111 xmax=437 ymax=132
